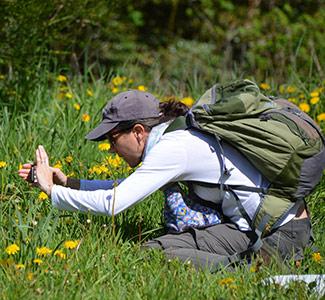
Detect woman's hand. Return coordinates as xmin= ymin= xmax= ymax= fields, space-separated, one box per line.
xmin=35 ymin=145 xmax=54 ymax=195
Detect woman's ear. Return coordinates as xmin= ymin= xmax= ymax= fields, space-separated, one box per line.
xmin=132 ymin=124 xmax=146 ymax=143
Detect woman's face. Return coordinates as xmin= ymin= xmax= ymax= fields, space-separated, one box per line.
xmin=108 ymin=124 xmax=149 ymax=168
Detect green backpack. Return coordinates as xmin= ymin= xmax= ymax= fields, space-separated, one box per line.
xmin=167 ymin=79 xmax=325 ymax=241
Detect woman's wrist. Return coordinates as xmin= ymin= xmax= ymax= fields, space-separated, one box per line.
xmin=65 ymin=177 xmax=81 ymax=190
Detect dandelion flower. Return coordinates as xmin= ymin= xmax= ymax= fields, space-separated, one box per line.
xmin=5 ymin=244 xmax=20 ymax=255
xmin=98 ymin=143 xmax=110 ymax=151
xmin=219 ymin=277 xmax=235 ymax=286
xmin=33 ymin=258 xmax=43 ymax=265
xmin=112 ymin=76 xmax=124 ymax=86
xmin=312 ymin=252 xmax=322 ymax=263
xmin=180 ymin=97 xmax=194 ymax=107
xmin=299 ymin=103 xmax=310 ymax=113
xmin=260 ymin=83 xmax=270 ymax=90
xmin=299 ymin=93 xmax=305 ymax=99
xmin=15 ymin=263 xmax=25 ymax=270
xmin=310 ymin=91 xmax=319 ymax=98
xmin=286 ymin=85 xmax=296 ymax=93
xmin=64 ymin=240 xmax=79 ymax=250
xmin=310 ymin=97 xmax=320 ymax=105
xmin=38 ymin=192 xmax=48 ymax=201
xmin=65 ymin=92 xmax=73 ymax=99
xmin=73 ymin=103 xmax=81 ymax=111
xmin=54 ymin=250 xmax=66 ymax=259
xmin=288 ymin=97 xmax=297 ymax=104
xmin=0 ymin=74 xmax=5 ymax=80
xmin=36 ymin=246 xmax=52 ymax=256
xmin=53 ymin=160 xmax=62 ymax=169
xmin=0 ymin=161 xmax=7 ymax=168
xmin=82 ymin=113 xmax=90 ymax=122
xmin=27 ymin=272 xmax=34 ymax=280
xmin=111 ymin=87 xmax=119 ymax=94
xmin=137 ymin=85 xmax=147 ymax=91
xmin=86 ymin=88 xmax=94 ymax=97
xmin=317 ymin=113 xmax=325 ymax=122
xmin=57 ymin=75 xmax=67 ymax=82
xmin=65 ymin=156 xmax=73 ymax=164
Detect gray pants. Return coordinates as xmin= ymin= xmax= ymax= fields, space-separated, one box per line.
xmin=144 ymin=218 xmax=311 ymax=272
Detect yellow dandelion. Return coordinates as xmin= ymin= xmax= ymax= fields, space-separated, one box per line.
xmin=219 ymin=277 xmax=235 ymax=286
xmin=64 ymin=240 xmax=79 ymax=250
xmin=111 ymin=87 xmax=119 ymax=94
xmin=73 ymin=103 xmax=81 ymax=111
xmin=310 ymin=97 xmax=320 ymax=105
xmin=54 ymin=250 xmax=66 ymax=259
xmin=82 ymin=113 xmax=90 ymax=122
xmin=36 ymin=246 xmax=52 ymax=256
xmin=53 ymin=160 xmax=62 ymax=169
xmin=299 ymin=103 xmax=310 ymax=113
xmin=27 ymin=272 xmax=34 ymax=281
xmin=107 ymin=155 xmax=122 ymax=168
xmin=128 ymin=79 xmax=134 ymax=84
xmin=0 ymin=74 xmax=5 ymax=80
xmin=67 ymin=172 xmax=75 ymax=177
xmin=317 ymin=113 xmax=325 ymax=122
xmin=260 ymin=83 xmax=271 ymax=90
xmin=137 ymin=85 xmax=147 ymax=92
xmin=86 ymin=88 xmax=94 ymax=97
xmin=38 ymin=192 xmax=48 ymax=201
xmin=180 ymin=97 xmax=194 ymax=107
xmin=279 ymin=85 xmax=285 ymax=94
xmin=65 ymin=155 xmax=73 ymax=164
xmin=5 ymin=244 xmax=20 ymax=255
xmin=299 ymin=93 xmax=305 ymax=99
xmin=33 ymin=258 xmax=43 ymax=265
xmin=0 ymin=161 xmax=7 ymax=168
xmin=288 ymin=97 xmax=297 ymax=104
xmin=65 ymin=92 xmax=73 ymax=99
xmin=15 ymin=263 xmax=25 ymax=270
xmin=286 ymin=85 xmax=296 ymax=93
xmin=312 ymin=252 xmax=322 ymax=263
xmin=112 ymin=76 xmax=124 ymax=86
xmin=98 ymin=143 xmax=111 ymax=151
xmin=57 ymin=75 xmax=67 ymax=82
xmin=310 ymin=91 xmax=319 ymax=98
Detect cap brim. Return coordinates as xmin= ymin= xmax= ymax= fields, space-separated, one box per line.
xmin=85 ymin=121 xmax=119 ymax=141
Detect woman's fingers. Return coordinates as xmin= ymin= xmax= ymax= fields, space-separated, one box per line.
xmin=36 ymin=145 xmax=49 ymax=166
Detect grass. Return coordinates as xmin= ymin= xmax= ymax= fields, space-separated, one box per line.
xmin=0 ymin=69 xmax=324 ymax=299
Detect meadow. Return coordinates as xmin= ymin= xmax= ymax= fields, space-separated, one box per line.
xmin=0 ymin=70 xmax=324 ymax=300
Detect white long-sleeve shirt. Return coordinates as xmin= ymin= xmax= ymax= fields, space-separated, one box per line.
xmin=51 ymin=123 xmax=297 ymax=231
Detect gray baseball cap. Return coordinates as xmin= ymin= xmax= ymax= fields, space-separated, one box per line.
xmin=86 ymin=90 xmax=161 ymax=141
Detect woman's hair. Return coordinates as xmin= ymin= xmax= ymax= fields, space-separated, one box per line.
xmin=114 ymin=100 xmax=189 ymax=132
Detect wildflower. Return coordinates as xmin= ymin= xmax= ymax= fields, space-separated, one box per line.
xmin=180 ymin=97 xmax=194 ymax=107
xmin=260 ymin=83 xmax=271 ymax=90
xmin=299 ymin=103 xmax=310 ymax=113
xmin=288 ymin=97 xmax=297 ymax=104
xmin=0 ymin=161 xmax=7 ymax=168
xmin=73 ymin=103 xmax=81 ymax=111
xmin=64 ymin=240 xmax=79 ymax=250
xmin=82 ymin=113 xmax=90 ymax=122
xmin=312 ymin=252 xmax=322 ymax=263
xmin=5 ymin=244 xmax=20 ymax=255
xmin=27 ymin=272 xmax=34 ymax=280
xmin=33 ymin=258 xmax=43 ymax=265
xmin=279 ymin=85 xmax=285 ymax=94
xmin=38 ymin=192 xmax=48 ymax=201
xmin=128 ymin=79 xmax=134 ymax=84
xmin=65 ymin=92 xmax=73 ymax=99
xmin=310 ymin=97 xmax=320 ymax=105
xmin=112 ymin=87 xmax=119 ymax=94
xmin=98 ymin=143 xmax=110 ymax=151
xmin=54 ymin=250 xmax=66 ymax=259
xmin=0 ymin=74 xmax=5 ymax=80
xmin=112 ymin=76 xmax=124 ymax=86
xmin=107 ymin=155 xmax=122 ymax=168
xmin=137 ymin=85 xmax=147 ymax=91
xmin=219 ymin=277 xmax=235 ymax=286
xmin=86 ymin=219 xmax=91 ymax=224
xmin=57 ymin=75 xmax=67 ymax=82
xmin=317 ymin=113 xmax=325 ymax=122
xmin=310 ymin=91 xmax=319 ymax=98
xmin=286 ymin=85 xmax=296 ymax=93
xmin=36 ymin=246 xmax=52 ymax=256
xmin=65 ymin=155 xmax=73 ymax=164
xmin=15 ymin=263 xmax=25 ymax=270
xmin=86 ymin=88 xmax=94 ymax=97
xmin=53 ymin=160 xmax=62 ymax=169
xmin=299 ymin=93 xmax=305 ymax=99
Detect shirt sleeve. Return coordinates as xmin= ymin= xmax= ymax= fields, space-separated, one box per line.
xmin=80 ymin=179 xmax=124 ymax=191
xmin=51 ymin=138 xmax=188 ymax=216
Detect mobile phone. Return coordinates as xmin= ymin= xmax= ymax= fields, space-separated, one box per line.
xmin=27 ymin=164 xmax=37 ymax=183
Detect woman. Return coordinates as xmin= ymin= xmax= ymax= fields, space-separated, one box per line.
xmin=19 ymin=90 xmax=311 ymax=271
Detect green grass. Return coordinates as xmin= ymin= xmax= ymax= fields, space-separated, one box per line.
xmin=0 ymin=70 xmax=324 ymax=299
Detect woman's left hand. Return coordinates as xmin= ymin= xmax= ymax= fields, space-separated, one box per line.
xmin=35 ymin=145 xmax=54 ymax=195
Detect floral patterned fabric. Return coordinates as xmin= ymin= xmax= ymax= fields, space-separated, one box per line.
xmin=163 ymin=185 xmax=222 ymax=233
